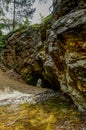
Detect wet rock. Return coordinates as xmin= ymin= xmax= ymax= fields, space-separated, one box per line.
xmin=2 ymin=1 xmax=86 ymax=110
xmin=36 ymin=79 xmax=42 ymax=87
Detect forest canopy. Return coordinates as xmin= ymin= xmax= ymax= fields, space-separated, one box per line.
xmin=0 ymin=0 xmax=51 ymax=33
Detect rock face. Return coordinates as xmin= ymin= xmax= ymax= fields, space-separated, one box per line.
xmin=2 ymin=1 xmax=86 ymax=111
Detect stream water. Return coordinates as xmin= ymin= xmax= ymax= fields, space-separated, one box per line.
xmin=0 ymin=69 xmax=59 ymax=106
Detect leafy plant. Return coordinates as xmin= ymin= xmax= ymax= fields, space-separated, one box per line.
xmin=0 ymin=30 xmax=5 ymax=55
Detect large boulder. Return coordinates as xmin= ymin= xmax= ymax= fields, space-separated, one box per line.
xmin=2 ymin=2 xmax=86 ymax=111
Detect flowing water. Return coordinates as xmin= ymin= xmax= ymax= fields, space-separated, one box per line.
xmin=0 ymin=69 xmax=59 ymax=106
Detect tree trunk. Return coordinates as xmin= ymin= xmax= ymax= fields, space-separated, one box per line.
xmin=13 ymin=0 xmax=16 ymax=31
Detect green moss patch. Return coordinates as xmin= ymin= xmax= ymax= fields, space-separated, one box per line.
xmin=0 ymin=97 xmax=85 ymax=130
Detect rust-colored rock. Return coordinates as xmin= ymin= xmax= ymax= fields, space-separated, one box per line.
xmin=2 ymin=1 xmax=86 ymax=111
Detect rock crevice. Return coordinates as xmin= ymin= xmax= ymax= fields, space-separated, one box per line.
xmin=2 ymin=1 xmax=86 ymax=111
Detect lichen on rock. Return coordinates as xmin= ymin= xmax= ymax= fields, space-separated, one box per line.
xmin=2 ymin=0 xmax=86 ymax=111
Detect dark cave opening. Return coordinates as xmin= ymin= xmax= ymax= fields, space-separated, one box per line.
xmin=26 ymin=71 xmax=60 ymax=92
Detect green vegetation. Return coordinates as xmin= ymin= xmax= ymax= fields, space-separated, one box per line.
xmin=41 ymin=14 xmax=53 ymax=25
xmin=0 ymin=0 xmax=35 ymax=31
xmin=0 ymin=23 xmax=6 ymax=30
xmin=31 ymin=24 xmax=41 ymax=29
xmin=0 ymin=31 xmax=5 ymax=56
xmin=4 ymin=13 xmax=53 ymax=41
xmin=0 ymin=97 xmax=82 ymax=130
xmin=0 ymin=13 xmax=53 ymax=60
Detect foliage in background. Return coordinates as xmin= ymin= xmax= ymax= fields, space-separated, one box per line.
xmin=41 ymin=14 xmax=52 ymax=25
xmin=0 ymin=0 xmax=36 ymax=31
xmin=0 ymin=31 xmax=5 ymax=56
xmin=0 ymin=0 xmax=51 ymax=33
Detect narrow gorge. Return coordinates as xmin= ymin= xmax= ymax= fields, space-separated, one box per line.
xmin=2 ymin=0 xmax=86 ymax=111
xmin=0 ymin=0 xmax=86 ymax=129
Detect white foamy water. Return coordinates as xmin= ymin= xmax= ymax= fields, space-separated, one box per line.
xmin=0 ymin=87 xmax=59 ymax=106
xmin=0 ymin=87 xmax=33 ymax=101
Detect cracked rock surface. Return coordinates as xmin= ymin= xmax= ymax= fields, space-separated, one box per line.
xmin=2 ymin=1 xmax=86 ymax=111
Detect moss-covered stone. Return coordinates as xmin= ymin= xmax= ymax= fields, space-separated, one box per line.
xmin=0 ymin=97 xmax=85 ymax=130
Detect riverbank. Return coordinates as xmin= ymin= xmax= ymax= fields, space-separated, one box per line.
xmin=0 ymin=68 xmax=60 ymax=106
xmin=0 ymin=68 xmax=85 ymax=129
xmin=0 ymin=97 xmax=85 ymax=130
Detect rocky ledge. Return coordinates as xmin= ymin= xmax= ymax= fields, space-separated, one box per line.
xmin=1 ymin=1 xmax=86 ymax=111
